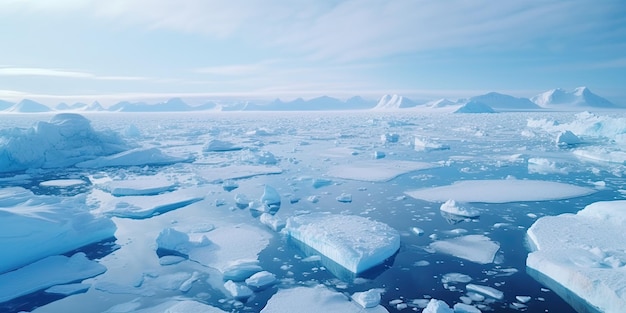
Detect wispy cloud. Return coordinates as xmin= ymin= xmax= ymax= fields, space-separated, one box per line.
xmin=0 ymin=67 xmax=149 ymax=81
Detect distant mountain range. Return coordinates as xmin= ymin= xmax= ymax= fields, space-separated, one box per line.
xmin=0 ymin=87 xmax=622 ymax=113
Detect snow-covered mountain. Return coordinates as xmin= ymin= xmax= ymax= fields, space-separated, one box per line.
xmin=469 ymin=92 xmax=541 ymax=110
xmin=6 ymin=99 xmax=52 ymax=113
xmin=0 ymin=100 xmax=15 ymax=111
xmin=423 ymin=98 xmax=458 ymax=108
xmin=373 ymin=94 xmax=418 ymax=110
xmin=454 ymin=101 xmax=496 ymax=113
xmin=108 ymin=98 xmax=210 ymax=112
xmin=531 ymin=87 xmax=617 ymax=108
xmin=56 ymin=101 xmax=105 ymax=111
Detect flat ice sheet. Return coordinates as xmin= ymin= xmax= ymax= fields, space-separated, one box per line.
xmin=0 ymin=253 xmax=105 ymax=303
xmin=527 ymin=200 xmax=626 ymax=313
xmin=40 ymin=179 xmax=87 ymax=187
xmin=406 ymin=179 xmax=595 ymax=203
xmin=97 ymin=188 xmax=206 ymax=219
xmin=328 ymin=160 xmax=438 ymax=182
xmin=428 ymin=235 xmax=500 ymax=264
xmin=261 ymin=285 xmax=389 ymax=313
xmin=195 ymin=165 xmax=283 ymax=181
xmin=97 ymin=177 xmax=177 ymax=196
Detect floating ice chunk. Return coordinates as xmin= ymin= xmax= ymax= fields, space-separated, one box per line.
xmin=76 ymin=147 xmax=191 ymax=168
xmin=440 ymin=200 xmax=480 ymax=218
xmin=0 ymin=187 xmax=116 ymax=274
xmin=429 ymin=235 xmax=500 ymax=264
xmin=0 ymin=113 xmax=128 ymax=172
xmin=515 ymin=296 xmax=531 ymax=303
xmin=526 ymin=200 xmax=626 ymax=313
xmin=381 ymin=133 xmax=400 ymax=143
xmin=234 ymin=193 xmax=250 ymax=209
xmin=156 ymin=228 xmax=210 ymax=254
xmin=45 ymin=283 xmax=90 ymax=296
xmin=224 ymin=280 xmax=253 ymax=298
xmin=466 ymin=284 xmax=504 ymax=300
xmin=351 ymin=288 xmax=383 ymax=308
xmin=572 ymin=147 xmax=626 ymax=164
xmin=158 ymin=255 xmax=186 ymax=266
xmin=261 ymin=285 xmax=389 ymax=313
xmin=240 ymin=149 xmax=278 ymax=165
xmin=97 ymin=177 xmax=177 ymax=196
xmin=222 ymin=259 xmax=263 ymax=281
xmin=373 ymin=151 xmax=386 ymax=159
xmin=285 ymin=213 xmax=400 ymax=273
xmin=406 ymin=179 xmax=595 ymax=203
xmin=222 ymin=180 xmax=239 ymax=192
xmin=527 ymin=158 xmax=568 ymax=175
xmin=203 ymin=139 xmax=243 ymax=152
xmin=0 ymin=253 xmax=106 ymax=303
xmin=245 ymin=271 xmax=276 ymax=290
xmin=453 ymin=303 xmax=482 ymax=313
xmin=441 ymin=273 xmax=472 ymax=284
xmin=260 ymin=185 xmax=281 ymax=215
xmin=39 ymin=179 xmax=87 ymax=187
xmin=414 ymin=137 xmax=450 ymax=151
xmin=134 ymin=300 xmax=228 ymax=313
xmin=328 ymin=160 xmax=438 ymax=182
xmin=422 ymin=299 xmax=453 ymax=313
xmin=555 ymin=130 xmax=582 ymax=147
xmin=99 ymin=188 xmax=205 ymax=219
xmin=259 ymin=213 xmax=286 ymax=232
xmin=336 ymin=193 xmax=352 ymax=203
xmin=411 ymin=227 xmax=425 ymax=236
xmin=312 ymin=178 xmax=333 ymax=188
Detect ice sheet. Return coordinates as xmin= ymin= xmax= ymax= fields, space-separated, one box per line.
xmin=429 ymin=235 xmax=500 ymax=264
xmin=261 ymin=285 xmax=389 ymax=313
xmin=97 ymin=177 xmax=177 ymax=196
xmin=195 ymin=165 xmax=283 ymax=181
xmin=328 ymin=160 xmax=437 ymax=182
xmin=526 ymin=200 xmax=626 ymax=313
xmin=286 ymin=213 xmax=400 ymax=273
xmin=0 ymin=253 xmax=106 ymax=303
xmin=96 ymin=188 xmax=206 ymax=219
xmin=76 ymin=147 xmax=191 ymax=168
xmin=407 ymin=179 xmax=595 ymax=203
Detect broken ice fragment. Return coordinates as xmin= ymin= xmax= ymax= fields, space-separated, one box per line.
xmin=429 ymin=235 xmax=499 ymax=264
xmin=466 ymin=284 xmax=504 ymax=300
xmin=260 ymin=185 xmax=281 ymax=215
xmin=336 ymin=193 xmax=352 ymax=203
xmin=351 ymin=289 xmax=383 ymax=308
xmin=223 ymin=280 xmax=253 ymax=299
xmin=245 ymin=271 xmax=277 ymax=290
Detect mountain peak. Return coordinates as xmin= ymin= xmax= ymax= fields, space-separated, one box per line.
xmin=532 ymin=87 xmax=615 ymax=108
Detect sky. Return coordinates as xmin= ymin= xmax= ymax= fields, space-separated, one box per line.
xmin=0 ymin=0 xmax=625 ymax=106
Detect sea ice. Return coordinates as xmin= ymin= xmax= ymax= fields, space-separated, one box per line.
xmin=526 ymin=200 xmax=626 ymax=313
xmin=244 ymin=271 xmax=276 ymax=289
xmin=195 ymin=164 xmax=283 ymax=181
xmin=453 ymin=303 xmax=482 ymax=313
xmin=328 ymin=160 xmax=437 ymax=182
xmin=422 ymin=299 xmax=453 ymax=313
xmin=414 ymin=137 xmax=450 ymax=151
xmin=133 ymin=300 xmax=228 ymax=313
xmin=259 ymin=213 xmax=286 ymax=232
xmin=429 ymin=235 xmax=500 ymax=264
xmin=260 ymin=185 xmax=281 ymax=214
xmin=0 ymin=253 xmax=106 ymax=303
xmin=406 ymin=179 xmax=594 ymax=203
xmin=224 ymin=280 xmax=253 ymax=298
xmin=439 ymin=200 xmax=480 ymax=218
xmin=465 ymin=284 xmax=504 ymax=300
xmin=261 ymin=285 xmax=389 ymax=313
xmin=351 ymin=288 xmax=383 ymax=308
xmin=44 ymin=283 xmax=91 ymax=296
xmin=203 ymin=139 xmax=243 ymax=152
xmin=285 ymin=213 xmax=400 ymax=273
xmin=98 ymin=188 xmax=205 ymax=219
xmin=0 ymin=187 xmax=116 ymax=274
xmin=76 ymin=147 xmax=191 ymax=168
xmin=39 ymin=179 xmax=87 ymax=187
xmin=97 ymin=177 xmax=177 ymax=196
xmin=0 ymin=113 xmax=128 ymax=172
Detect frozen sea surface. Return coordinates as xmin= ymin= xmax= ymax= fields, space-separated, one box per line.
xmin=0 ymin=111 xmax=624 ymax=313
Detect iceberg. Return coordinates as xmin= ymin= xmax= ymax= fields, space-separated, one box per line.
xmin=429 ymin=235 xmax=500 ymax=264
xmin=0 ymin=253 xmax=106 ymax=303
xmin=439 ymin=200 xmax=480 ymax=218
xmin=555 ymin=130 xmax=582 ymax=147
xmin=422 ymin=299 xmax=453 ymax=313
xmin=0 ymin=113 xmax=128 ymax=172
xmin=0 ymin=187 xmax=116 ymax=274
xmin=260 ymin=185 xmax=281 ymax=215
xmin=351 ymin=288 xmax=383 ymax=308
xmin=526 ymin=200 xmax=626 ymax=313
xmin=406 ymin=179 xmax=595 ymax=203
xmin=285 ymin=213 xmax=400 ymax=273
xmin=414 ymin=137 xmax=450 ymax=151
xmin=261 ymin=285 xmax=389 ymax=313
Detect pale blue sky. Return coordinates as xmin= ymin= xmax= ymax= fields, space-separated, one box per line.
xmin=0 ymin=0 xmax=624 ymax=105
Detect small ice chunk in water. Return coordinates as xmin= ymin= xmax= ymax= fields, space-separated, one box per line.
xmin=429 ymin=235 xmax=500 ymax=264
xmin=234 ymin=193 xmax=250 ymax=209
xmin=351 ymin=288 xmax=383 ymax=308
xmin=381 ymin=133 xmax=399 ymax=143
xmin=440 ymin=200 xmax=480 ymax=218
xmin=39 ymin=179 xmax=86 ymax=187
xmin=260 ymin=185 xmax=281 ymax=215
xmin=516 ymin=296 xmax=531 ymax=303
xmin=555 ymin=130 xmax=581 ymax=147
xmin=422 ymin=299 xmax=453 ymax=313
xmin=222 ymin=180 xmax=239 ymax=192
xmin=336 ymin=193 xmax=352 ymax=203
xmin=245 ymin=271 xmax=276 ymax=290
xmin=224 ymin=280 xmax=253 ymax=298
xmin=222 ymin=259 xmax=263 ymax=281
xmin=414 ymin=137 xmax=450 ymax=152
xmin=259 ymin=213 xmax=286 ymax=232
xmin=286 ymin=213 xmax=400 ymax=273
xmin=453 ymin=303 xmax=482 ymax=313
xmin=203 ymin=139 xmax=242 ymax=152
xmin=441 ymin=273 xmax=472 ymax=284
xmin=466 ymin=284 xmax=504 ymax=300
xmin=411 ymin=227 xmax=425 ymax=236
xmin=373 ymin=151 xmax=386 ymax=159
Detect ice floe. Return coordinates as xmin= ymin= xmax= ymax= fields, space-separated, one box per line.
xmin=261 ymin=285 xmax=389 ymax=313
xmin=76 ymin=147 xmax=192 ymax=168
xmin=96 ymin=176 xmax=177 ymax=196
xmin=96 ymin=188 xmax=206 ymax=219
xmin=203 ymin=139 xmax=243 ymax=152
xmin=439 ymin=200 xmax=480 ymax=219
xmin=428 ymin=235 xmax=500 ymax=264
xmin=0 ymin=187 xmax=116 ymax=274
xmin=465 ymin=284 xmax=504 ymax=300
xmin=407 ymin=179 xmax=595 ymax=203
xmin=328 ymin=160 xmax=437 ymax=182
xmin=132 ymin=300 xmax=228 ymax=313
xmin=195 ymin=164 xmax=283 ymax=181
xmin=285 ymin=213 xmax=400 ymax=273
xmin=40 ymin=179 xmax=87 ymax=187
xmin=527 ymin=200 xmax=626 ymax=313
xmin=351 ymin=288 xmax=383 ymax=308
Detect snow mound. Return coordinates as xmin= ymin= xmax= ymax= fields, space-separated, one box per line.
xmin=285 ymin=213 xmax=400 ymax=273
xmin=429 ymin=235 xmax=500 ymax=264
xmin=76 ymin=147 xmax=191 ymax=168
xmin=406 ymin=179 xmax=594 ymax=203
xmin=527 ymin=200 xmax=626 ymax=313
xmin=327 ymin=160 xmax=438 ymax=182
xmin=261 ymin=285 xmax=389 ymax=313
xmin=454 ymin=101 xmax=496 ymax=113
xmin=531 ymin=87 xmax=617 ymax=108
xmin=0 ymin=113 xmax=128 ymax=172
xmin=0 ymin=252 xmax=106 ymax=303
xmin=373 ymin=94 xmax=418 ymax=110
xmin=0 ymin=187 xmax=116 ymax=274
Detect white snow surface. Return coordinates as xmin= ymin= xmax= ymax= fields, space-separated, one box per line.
xmin=406 ymin=179 xmax=595 ymax=203
xmin=97 ymin=176 xmax=177 ymax=196
xmin=0 ymin=252 xmax=106 ymax=303
xmin=527 ymin=200 xmax=626 ymax=313
xmin=0 ymin=187 xmax=116 ymax=274
xmin=286 ymin=213 xmax=400 ymax=273
xmin=261 ymin=285 xmax=389 ymax=313
xmin=0 ymin=113 xmax=128 ymax=172
xmin=429 ymin=235 xmax=500 ymax=264
xmin=76 ymin=147 xmax=191 ymax=168
xmin=328 ymin=160 xmax=437 ymax=182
